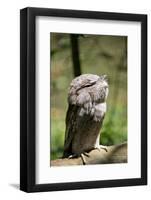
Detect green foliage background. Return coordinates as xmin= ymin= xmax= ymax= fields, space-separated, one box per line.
xmin=50 ymin=33 xmax=127 ymax=160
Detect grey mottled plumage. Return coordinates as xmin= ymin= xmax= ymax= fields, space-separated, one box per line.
xmin=63 ymin=74 xmax=109 ymax=158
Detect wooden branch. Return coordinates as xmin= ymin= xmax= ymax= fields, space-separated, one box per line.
xmin=51 ymin=142 xmax=127 ymax=166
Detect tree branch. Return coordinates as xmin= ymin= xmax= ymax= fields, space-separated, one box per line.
xmin=51 ymin=142 xmax=127 ymax=166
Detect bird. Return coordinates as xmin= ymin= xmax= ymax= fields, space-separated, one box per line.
xmin=63 ymin=74 xmax=109 ymax=162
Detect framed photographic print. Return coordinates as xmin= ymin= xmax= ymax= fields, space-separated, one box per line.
xmin=20 ymin=7 xmax=147 ymax=192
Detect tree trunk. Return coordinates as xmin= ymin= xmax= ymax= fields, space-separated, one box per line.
xmin=70 ymin=34 xmax=82 ymax=77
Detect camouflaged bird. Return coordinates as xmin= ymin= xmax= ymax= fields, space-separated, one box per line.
xmin=63 ymin=74 xmax=109 ymax=159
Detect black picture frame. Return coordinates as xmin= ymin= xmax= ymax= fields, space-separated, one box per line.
xmin=20 ymin=7 xmax=147 ymax=192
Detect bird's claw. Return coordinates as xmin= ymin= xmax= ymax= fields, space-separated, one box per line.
xmin=68 ymin=152 xmax=90 ymax=165
xmin=96 ymin=145 xmax=108 ymax=152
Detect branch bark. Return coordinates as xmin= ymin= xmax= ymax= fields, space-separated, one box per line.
xmin=51 ymin=142 xmax=127 ymax=166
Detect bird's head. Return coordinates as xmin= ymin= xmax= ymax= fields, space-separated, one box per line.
xmin=95 ymin=74 xmax=109 ymax=102
xmin=68 ymin=74 xmax=109 ymax=105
